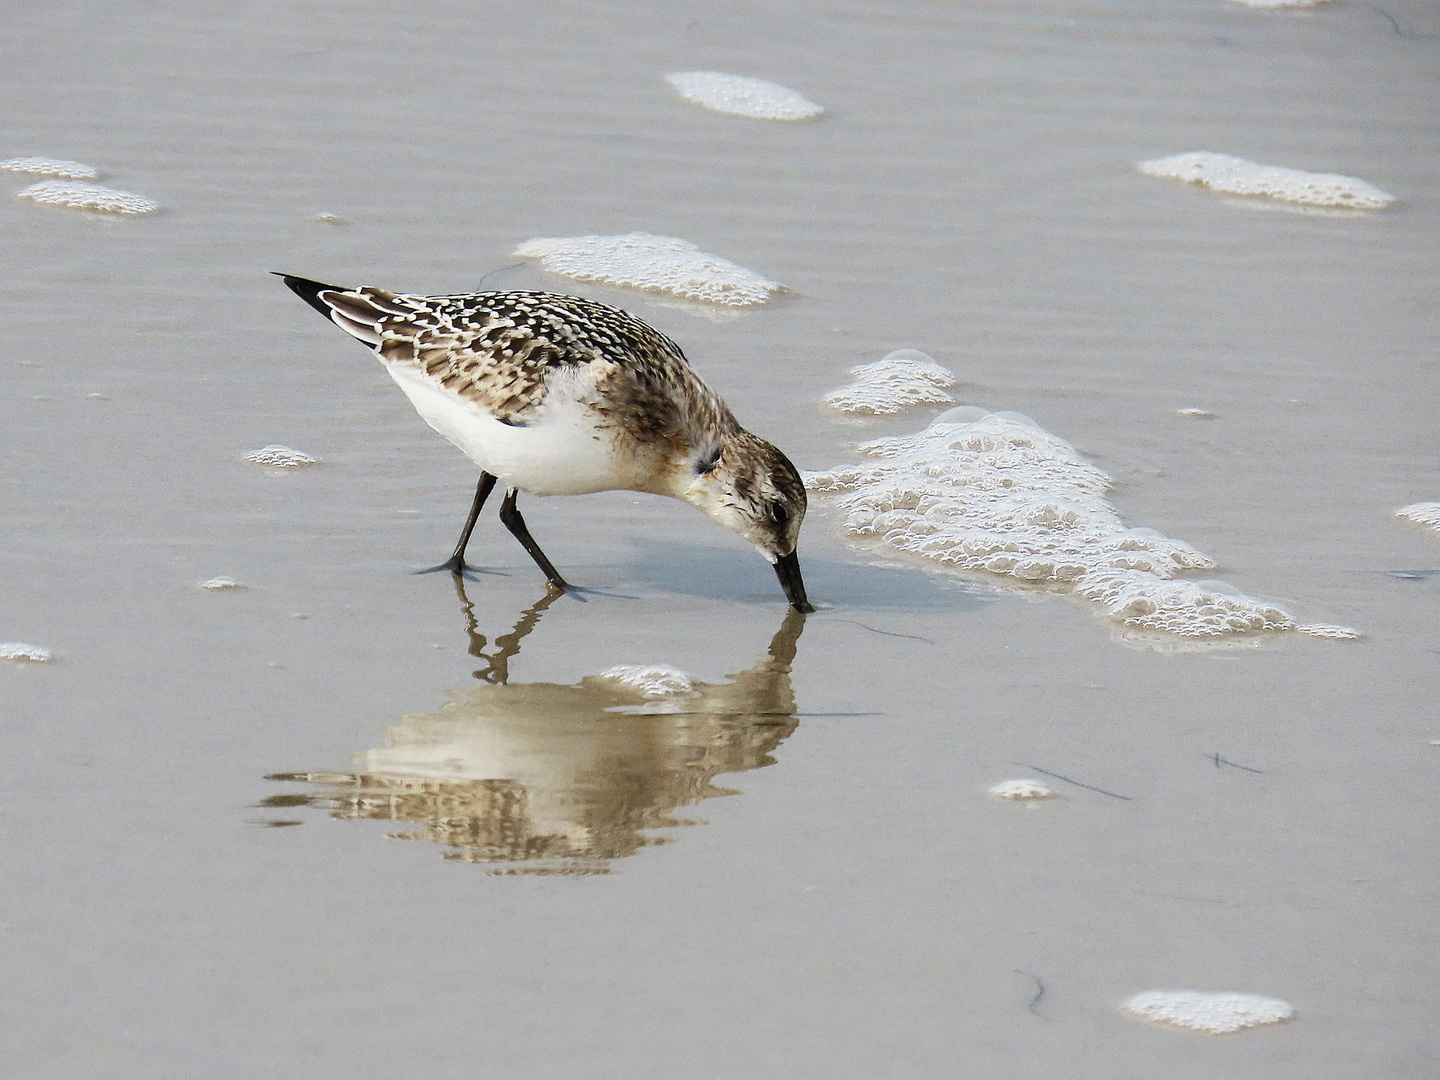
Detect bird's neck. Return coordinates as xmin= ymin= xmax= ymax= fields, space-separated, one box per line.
xmin=639 ymin=423 xmax=718 ymax=496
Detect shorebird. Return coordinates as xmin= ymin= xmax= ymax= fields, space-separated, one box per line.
xmin=278 ymin=275 xmax=813 ymax=611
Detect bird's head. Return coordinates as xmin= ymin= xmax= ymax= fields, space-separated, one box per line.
xmin=681 ymin=431 xmax=813 ymax=612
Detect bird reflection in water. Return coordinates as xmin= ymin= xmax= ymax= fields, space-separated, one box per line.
xmin=265 ymin=578 xmax=806 ymax=875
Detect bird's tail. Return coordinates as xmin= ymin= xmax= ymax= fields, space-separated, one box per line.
xmin=275 ymin=273 xmax=410 ymax=350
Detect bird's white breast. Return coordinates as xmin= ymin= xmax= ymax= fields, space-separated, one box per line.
xmin=385 ymin=364 xmax=663 ymax=496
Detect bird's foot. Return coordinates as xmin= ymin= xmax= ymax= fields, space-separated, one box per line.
xmin=545 ymin=577 xmax=593 ymax=602
xmin=415 ymin=556 xmax=471 ymax=576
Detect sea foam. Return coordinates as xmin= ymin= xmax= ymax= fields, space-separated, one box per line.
xmin=1 ymin=642 xmax=52 ymax=662
xmin=16 ymin=180 xmax=158 ymax=214
xmin=806 ymin=406 xmax=1344 ymax=640
xmin=1397 ymin=502 xmax=1440 ymax=532
xmin=823 ymin=350 xmax=956 ymax=415
xmin=1139 ymin=152 xmax=1393 ymax=209
xmin=989 ymin=779 xmax=1054 ymax=799
xmin=598 ymin=664 xmax=695 ymax=697
xmin=1226 ymin=0 xmax=1329 ymax=7
xmin=665 ymin=72 xmax=824 ymax=121
xmin=513 ymin=232 xmax=784 ymax=306
xmin=1122 ymin=990 xmax=1294 ymax=1033
xmin=245 ymin=445 xmax=316 ymax=467
xmin=0 ymin=157 xmax=98 ymax=179
xmin=1295 ymin=622 xmax=1360 ymax=639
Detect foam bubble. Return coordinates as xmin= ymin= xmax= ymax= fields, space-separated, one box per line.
xmin=1 ymin=642 xmax=52 ymax=662
xmin=1397 ymin=502 xmax=1440 ymax=532
xmin=598 ymin=664 xmax=695 ymax=697
xmin=1296 ymin=623 xmax=1360 ymax=639
xmin=1077 ymin=573 xmax=1293 ymax=637
xmin=513 ymin=232 xmax=783 ymax=306
xmin=665 ymin=72 xmax=824 ymax=121
xmin=989 ymin=779 xmax=1054 ymax=799
xmin=245 ymin=445 xmax=316 ymax=467
xmin=313 ymin=212 xmax=343 ymax=224
xmin=0 ymin=157 xmax=99 ymax=179
xmin=16 ymin=180 xmax=158 ymax=214
xmin=805 ymin=410 xmax=1314 ymax=639
xmin=200 ymin=577 xmax=240 ymax=590
xmin=1122 ymin=990 xmax=1294 ymax=1033
xmin=1177 ymin=408 xmax=1215 ymax=419
xmin=1139 ymin=152 xmax=1393 ymax=209
xmin=823 ymin=350 xmax=956 ymax=415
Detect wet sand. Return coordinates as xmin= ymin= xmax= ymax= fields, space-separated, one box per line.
xmin=3 ymin=0 xmax=1438 ymax=1076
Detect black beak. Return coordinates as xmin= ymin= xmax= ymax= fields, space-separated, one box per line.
xmin=773 ymin=550 xmax=814 ymax=613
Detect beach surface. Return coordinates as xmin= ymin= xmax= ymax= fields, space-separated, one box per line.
xmin=2 ymin=0 xmax=1438 ymax=1076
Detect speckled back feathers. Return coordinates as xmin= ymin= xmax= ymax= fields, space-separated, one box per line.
xmin=319 ymin=287 xmax=740 ymax=449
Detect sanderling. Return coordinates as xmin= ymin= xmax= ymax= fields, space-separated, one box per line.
xmin=278 ymin=274 xmax=813 ymax=611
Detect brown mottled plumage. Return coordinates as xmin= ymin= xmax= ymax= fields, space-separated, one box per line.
xmin=279 ymin=276 xmax=813 ymax=610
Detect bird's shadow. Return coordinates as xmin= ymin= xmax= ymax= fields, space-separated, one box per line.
xmin=605 ymin=538 xmax=991 ymax=613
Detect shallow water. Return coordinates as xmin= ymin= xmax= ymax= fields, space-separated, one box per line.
xmin=3 ymin=0 xmax=1439 ymax=1076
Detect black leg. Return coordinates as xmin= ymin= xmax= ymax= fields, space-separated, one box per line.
xmin=498 ymin=488 xmax=569 ymax=589
xmin=417 ymin=473 xmax=497 ymax=575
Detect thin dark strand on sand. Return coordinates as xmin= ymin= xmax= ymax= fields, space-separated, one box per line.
xmin=1012 ymin=763 xmax=1132 ymax=800
xmin=1014 ymin=970 xmax=1051 ymax=1019
xmin=1210 ymin=753 xmax=1266 ymax=774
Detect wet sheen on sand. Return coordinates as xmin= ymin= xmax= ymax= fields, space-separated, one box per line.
xmin=2 ymin=0 xmax=1438 ymax=1078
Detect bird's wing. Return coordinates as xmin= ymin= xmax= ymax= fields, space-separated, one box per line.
xmin=313 ymin=286 xmax=626 ymax=421
xmin=282 ymin=276 xmax=733 ymax=443
xmin=303 ymin=284 xmax=719 ymax=436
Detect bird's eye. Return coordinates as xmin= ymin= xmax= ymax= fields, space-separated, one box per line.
xmin=769 ymin=501 xmax=789 ymax=526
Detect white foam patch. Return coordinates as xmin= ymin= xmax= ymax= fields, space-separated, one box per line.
xmin=200 ymin=577 xmax=240 ymax=590
xmin=989 ymin=779 xmax=1054 ymax=799
xmin=0 ymin=157 xmax=98 ymax=179
xmin=1226 ymin=0 xmax=1329 ymax=7
xmin=513 ymin=232 xmax=783 ymax=307
xmin=823 ymin=350 xmax=956 ymax=415
xmin=1 ymin=642 xmax=52 ymax=662
xmin=665 ymin=72 xmax=824 ymax=121
xmin=245 ymin=445 xmax=316 ymax=467
xmin=598 ymin=664 xmax=695 ymax=697
xmin=1078 ymin=574 xmax=1294 ymax=637
xmin=806 ymin=408 xmax=1313 ymax=639
xmin=1139 ymin=152 xmax=1393 ymax=209
xmin=1122 ymin=990 xmax=1294 ymax=1033
xmin=17 ymin=180 xmax=157 ymax=214
xmin=1177 ymin=408 xmax=1215 ymax=419
xmin=1296 ymin=622 xmax=1359 ymax=639
xmin=1397 ymin=502 xmax=1440 ymax=532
